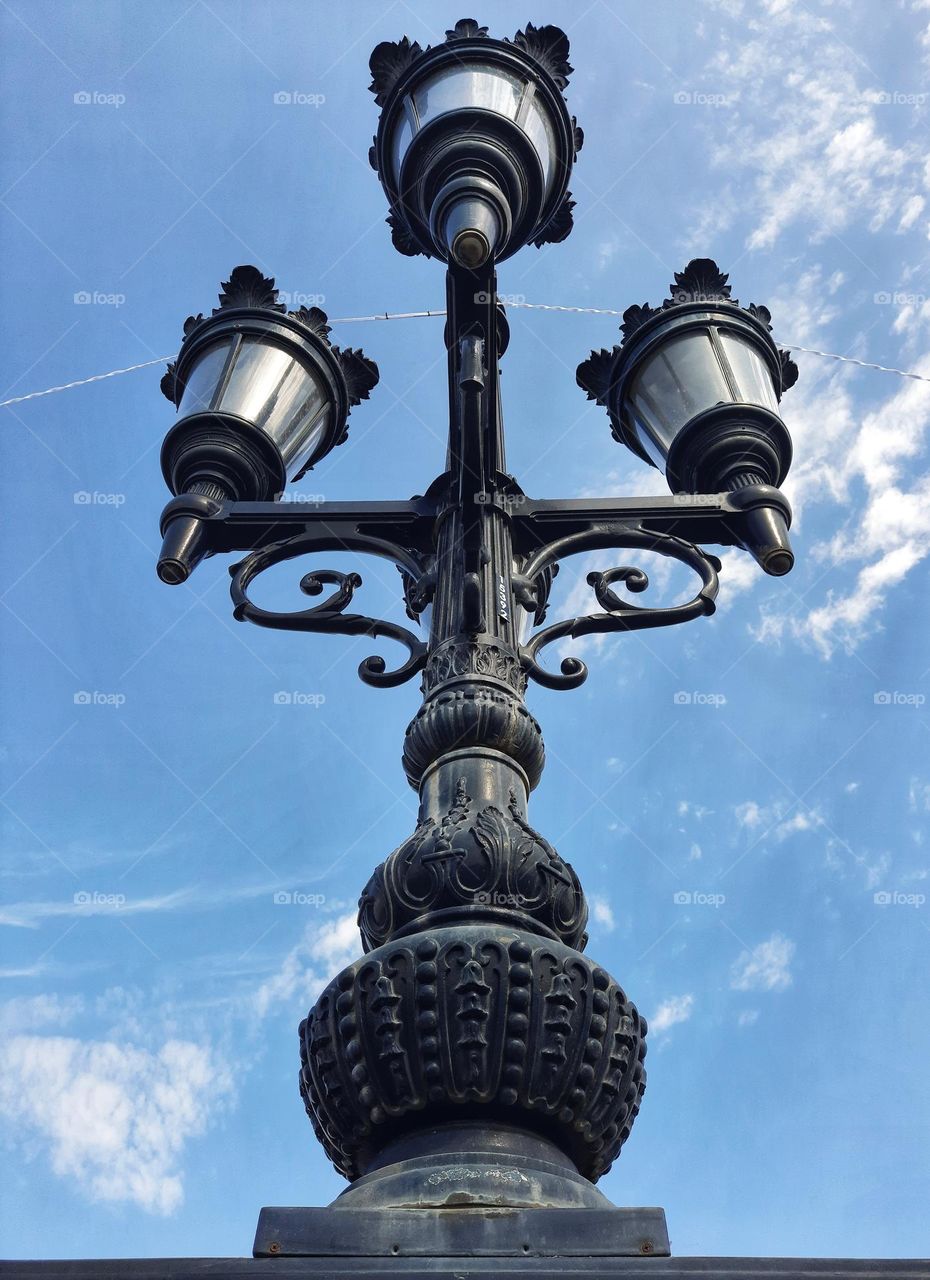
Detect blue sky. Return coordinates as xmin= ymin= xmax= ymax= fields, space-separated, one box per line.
xmin=1 ymin=0 xmax=929 ymax=1263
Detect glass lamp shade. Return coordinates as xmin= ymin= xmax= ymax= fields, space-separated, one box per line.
xmin=388 ymin=62 xmax=558 ymax=199
xmin=161 ymin=309 xmax=353 ymax=503
xmin=606 ymin=306 xmax=792 ymax=494
xmin=176 ymin=336 xmax=334 ymax=483
xmin=623 ymin=320 xmax=780 ymax=472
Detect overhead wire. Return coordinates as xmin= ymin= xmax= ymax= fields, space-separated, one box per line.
xmin=2 ymin=301 xmax=928 ymax=409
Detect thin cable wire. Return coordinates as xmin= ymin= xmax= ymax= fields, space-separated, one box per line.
xmin=3 ymin=301 xmax=929 ymax=409
xmin=0 ymin=355 xmax=175 ymax=407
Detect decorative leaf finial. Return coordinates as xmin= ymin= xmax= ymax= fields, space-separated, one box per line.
xmin=334 ymin=347 xmax=380 ymax=408
xmin=509 ymin=23 xmax=573 ymax=90
xmin=387 ymin=211 xmax=421 ymax=257
xmin=160 ymin=362 xmax=178 ymax=403
xmin=747 ymin=302 xmax=773 ymax=331
xmin=665 ymin=258 xmax=733 ymax=308
xmin=620 ymin=303 xmax=658 ymax=341
xmin=532 ymin=192 xmax=575 ymax=246
xmin=213 ymin=265 xmax=285 ymax=314
xmin=445 ymin=18 xmax=488 ymax=41
xmin=779 ymin=350 xmax=799 ymax=391
xmin=368 ymin=36 xmax=424 ymax=107
xmin=576 ymin=348 xmax=617 ymax=407
xmin=288 ymin=306 xmax=332 ymax=340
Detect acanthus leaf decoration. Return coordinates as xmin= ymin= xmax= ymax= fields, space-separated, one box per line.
xmin=576 ymin=348 xmax=618 ymax=407
xmin=161 ymin=313 xmax=204 ymax=403
xmin=509 ymin=23 xmax=573 ymax=91
xmin=533 ymin=192 xmax=575 ymax=246
xmin=368 ymin=36 xmax=425 ymax=107
xmin=619 ymin=303 xmax=658 ymax=341
xmin=664 ymin=257 xmax=733 ymax=308
xmin=779 ymin=349 xmax=799 ymax=391
xmin=571 ymin=116 xmax=585 ymax=156
xmin=288 ymin=305 xmax=332 ymax=340
xmin=333 ymin=346 xmax=380 ymax=408
xmin=445 ymin=18 xmax=488 ymax=41
xmin=160 ymin=362 xmax=179 ymax=403
xmin=214 ymin=265 xmax=285 ymax=314
xmin=387 ymin=211 xmax=421 ymax=257
xmin=747 ymin=302 xmax=773 ymax=332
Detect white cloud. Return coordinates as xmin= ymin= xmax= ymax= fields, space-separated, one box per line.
xmin=738 ymin=1009 xmax=760 ymax=1027
xmin=0 ymin=1034 xmax=232 ymax=1214
xmin=735 ymin=800 xmax=763 ymax=829
xmin=252 ymin=910 xmax=360 ymax=1020
xmin=650 ymin=993 xmax=695 ymax=1034
xmin=590 ymin=896 xmax=615 ymax=931
xmin=688 ymin=842 xmax=703 ymax=861
xmin=0 ymin=993 xmax=84 ymax=1034
xmin=730 ymin=932 xmax=795 ymax=992
xmin=692 ymin=9 xmax=926 ymax=252
xmin=776 ymin=809 xmax=824 ymax=840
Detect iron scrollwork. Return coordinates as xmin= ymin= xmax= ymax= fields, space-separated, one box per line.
xmin=229 ymin=532 xmax=430 ymax=688
xmin=516 ymin=525 xmax=721 ymax=690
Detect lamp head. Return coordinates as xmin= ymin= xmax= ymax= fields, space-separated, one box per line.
xmin=577 ymin=259 xmax=799 ymax=575
xmin=368 ymin=18 xmax=584 ymax=266
xmin=156 ymin=266 xmax=378 ymax=583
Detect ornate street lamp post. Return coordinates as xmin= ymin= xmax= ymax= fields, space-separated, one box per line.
xmin=156 ymin=17 xmax=798 ymax=1264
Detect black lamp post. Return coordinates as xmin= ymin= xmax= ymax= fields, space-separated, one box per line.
xmin=153 ymin=17 xmax=799 ymax=1265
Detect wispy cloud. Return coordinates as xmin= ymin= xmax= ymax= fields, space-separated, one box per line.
xmin=252 ymin=911 xmax=360 ymax=1019
xmin=730 ymin=932 xmax=795 ymax=992
xmin=0 ymin=1033 xmax=233 ymax=1214
xmin=650 ymin=993 xmax=695 ymax=1034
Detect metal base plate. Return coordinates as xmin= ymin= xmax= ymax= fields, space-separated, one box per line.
xmin=253 ymin=1205 xmax=670 ymax=1259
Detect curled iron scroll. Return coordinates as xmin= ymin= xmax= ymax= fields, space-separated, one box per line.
xmin=518 ymin=524 xmax=721 ymax=690
xmin=229 ymin=532 xmax=429 ymax=688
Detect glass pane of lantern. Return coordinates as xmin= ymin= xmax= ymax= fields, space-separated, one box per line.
xmin=719 ymin=333 xmax=779 ymax=411
xmin=176 ymin=341 xmax=233 ymax=415
xmin=628 ymin=331 xmax=732 ymax=465
xmin=413 ymin=64 xmax=525 ymax=128
xmin=391 ymin=107 xmax=414 ymax=182
xmin=521 ymin=96 xmax=556 ymax=191
xmin=216 ymin=338 xmax=332 ymax=475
